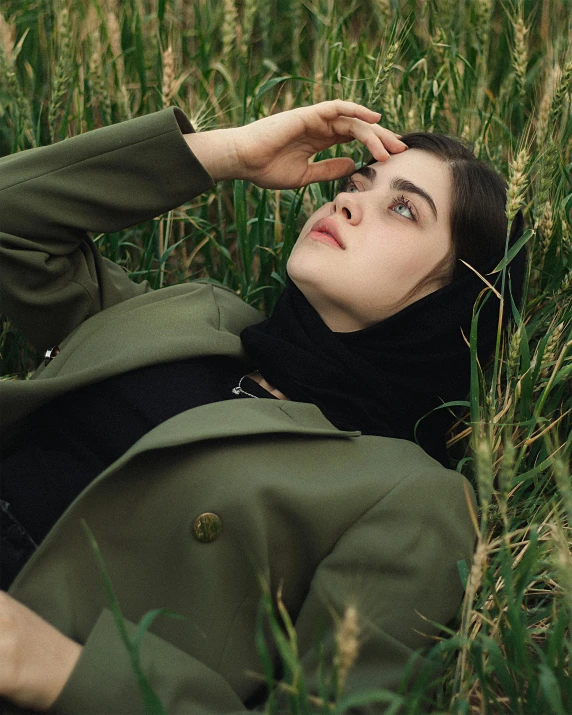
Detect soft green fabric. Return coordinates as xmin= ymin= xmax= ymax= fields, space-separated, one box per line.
xmin=0 ymin=108 xmax=476 ymax=714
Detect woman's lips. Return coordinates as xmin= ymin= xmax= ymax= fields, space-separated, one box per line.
xmin=307 ymin=218 xmax=345 ymax=249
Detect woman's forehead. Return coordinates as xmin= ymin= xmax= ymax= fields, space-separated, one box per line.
xmin=368 ymin=148 xmax=449 ymax=180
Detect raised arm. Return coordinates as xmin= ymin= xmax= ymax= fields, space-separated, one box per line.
xmin=0 ymin=108 xmax=213 ymax=351
xmin=0 ymin=102 xmax=403 ymax=351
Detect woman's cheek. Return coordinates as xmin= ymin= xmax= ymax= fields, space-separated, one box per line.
xmin=286 ymin=237 xmax=321 ymax=283
xmin=286 ymin=241 xmax=303 ymax=277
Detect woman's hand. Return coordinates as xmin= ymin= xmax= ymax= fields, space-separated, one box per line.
xmin=185 ymin=100 xmax=406 ymax=188
xmin=0 ymin=590 xmax=82 ymax=711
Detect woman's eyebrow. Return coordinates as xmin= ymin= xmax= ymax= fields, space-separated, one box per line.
xmin=353 ymin=165 xmax=377 ymax=182
xmin=353 ymin=166 xmax=438 ymax=220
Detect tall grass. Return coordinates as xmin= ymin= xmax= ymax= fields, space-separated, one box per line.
xmin=1 ymin=0 xmax=571 ymax=711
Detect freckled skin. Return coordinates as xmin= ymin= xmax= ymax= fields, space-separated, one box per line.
xmin=287 ymin=149 xmax=453 ymax=332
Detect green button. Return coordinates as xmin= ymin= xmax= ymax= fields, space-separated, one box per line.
xmin=193 ymin=513 xmax=223 ymax=543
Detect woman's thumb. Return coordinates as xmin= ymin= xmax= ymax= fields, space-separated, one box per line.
xmin=304 ymin=157 xmax=356 ymax=185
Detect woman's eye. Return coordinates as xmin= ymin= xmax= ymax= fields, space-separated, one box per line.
xmin=390 ymin=195 xmax=417 ymax=221
xmin=393 ymin=203 xmax=413 ymax=218
xmin=338 ymin=178 xmax=360 ymax=193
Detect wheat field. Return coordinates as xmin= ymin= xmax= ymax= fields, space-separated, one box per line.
xmin=0 ymin=0 xmax=571 ymax=712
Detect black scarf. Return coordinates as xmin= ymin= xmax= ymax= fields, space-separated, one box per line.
xmin=240 ymin=215 xmax=526 ymax=466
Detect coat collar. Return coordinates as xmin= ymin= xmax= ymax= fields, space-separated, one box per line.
xmin=98 ymin=397 xmax=360 ymax=478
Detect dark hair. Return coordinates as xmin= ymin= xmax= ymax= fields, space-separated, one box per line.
xmin=389 ymin=133 xmax=508 ymax=307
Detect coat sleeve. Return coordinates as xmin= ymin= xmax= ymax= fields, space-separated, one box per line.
xmin=292 ymin=464 xmax=477 ymax=705
xmin=0 ymin=108 xmax=214 ymax=351
xmin=47 ymin=467 xmax=476 ymax=715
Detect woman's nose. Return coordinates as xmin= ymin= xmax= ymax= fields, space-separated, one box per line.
xmin=331 ymin=192 xmax=363 ymax=225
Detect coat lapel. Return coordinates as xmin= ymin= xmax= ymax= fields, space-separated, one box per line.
xmin=84 ymin=397 xmax=359 ymax=494
xmin=118 ymin=397 xmax=360 ymax=460
xmin=7 ymin=393 xmax=360 ymax=595
xmin=63 ymin=397 xmax=356 ymax=524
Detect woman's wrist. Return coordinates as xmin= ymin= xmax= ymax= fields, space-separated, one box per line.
xmin=0 ymin=591 xmax=82 ymax=711
xmin=10 ymin=630 xmax=82 ymax=711
xmin=36 ymin=637 xmax=83 ymax=711
xmin=184 ymin=128 xmax=242 ymax=183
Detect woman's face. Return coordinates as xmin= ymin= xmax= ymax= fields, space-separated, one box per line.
xmin=287 ymin=149 xmax=453 ymax=332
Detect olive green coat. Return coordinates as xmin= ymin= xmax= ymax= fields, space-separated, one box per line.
xmin=0 ymin=108 xmax=476 ymax=714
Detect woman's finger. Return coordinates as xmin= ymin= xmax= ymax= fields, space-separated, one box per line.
xmin=353 ymin=120 xmax=407 ymax=156
xmin=331 ymin=118 xmax=401 ymax=161
xmin=375 ymin=124 xmax=407 ymax=153
xmin=307 ymin=99 xmax=382 ymax=125
xmin=304 ymin=156 xmax=357 ymax=185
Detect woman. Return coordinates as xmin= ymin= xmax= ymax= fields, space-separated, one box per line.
xmin=0 ymin=101 xmax=524 ymax=713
